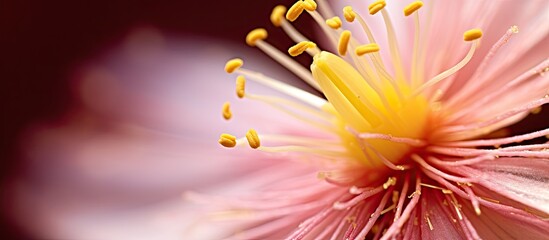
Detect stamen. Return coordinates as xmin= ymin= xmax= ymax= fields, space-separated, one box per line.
xmin=224 ymin=58 xmax=243 ymax=73
xmin=420 ymin=183 xmax=452 ymax=194
xmin=246 ymin=129 xmax=261 ymax=149
xmin=246 ymin=28 xmax=268 ymax=47
xmin=368 ymin=0 xmax=386 ymax=15
xmin=288 ymin=41 xmax=317 ymax=57
xmin=270 ymin=5 xmax=287 ymax=27
xmin=342 ymin=6 xmax=356 ymax=22
xmin=403 ymin=1 xmax=423 ymax=16
xmin=325 ymin=16 xmax=342 ymax=29
xmin=222 ymin=102 xmax=232 ymax=120
xmin=383 ymin=177 xmax=397 ymax=189
xmin=302 ymin=0 xmax=317 ymax=11
xmin=338 ymin=30 xmax=351 ymax=56
xmin=463 ymin=28 xmax=483 ymax=41
xmin=236 ymin=75 xmax=246 ymax=98
xmin=219 ymin=133 xmax=237 ymax=148
xmin=286 ymin=1 xmax=305 ymax=22
xmin=355 ymin=43 xmax=380 ymax=56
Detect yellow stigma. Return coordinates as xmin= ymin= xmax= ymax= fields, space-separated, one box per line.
xmin=463 ymin=28 xmax=483 ymax=41
xmin=338 ymin=30 xmax=351 ymax=56
xmin=219 ymin=133 xmax=237 ymax=148
xmin=342 ymin=6 xmax=356 ymax=22
xmin=222 ymin=102 xmax=232 ymax=120
xmin=286 ymin=1 xmax=305 ymax=22
xmin=302 ymin=0 xmax=317 ymax=11
xmin=245 ymin=129 xmax=260 ymax=149
xmin=270 ymin=5 xmax=287 ymax=27
xmin=325 ymin=17 xmax=342 ymax=29
xmin=235 ymin=75 xmax=246 ymax=98
xmin=288 ymin=41 xmax=317 ymax=57
xmin=368 ymin=0 xmax=386 ymax=15
xmin=224 ymin=58 xmax=243 ymax=73
xmin=403 ymin=1 xmax=423 ymax=16
xmin=246 ymin=28 xmax=268 ymax=47
xmin=355 ymin=43 xmax=380 ymax=56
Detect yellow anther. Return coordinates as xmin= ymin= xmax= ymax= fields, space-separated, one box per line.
xmin=463 ymin=28 xmax=483 ymax=41
xmin=286 ymin=1 xmax=305 ymax=22
xmin=368 ymin=0 xmax=386 ymax=15
xmin=236 ymin=75 xmax=246 ymax=98
xmin=219 ymin=133 xmax=237 ymax=148
xmin=325 ymin=16 xmax=342 ymax=29
xmin=355 ymin=43 xmax=380 ymax=56
xmin=383 ymin=177 xmax=397 ymax=189
xmin=342 ymin=6 xmax=356 ymax=22
xmin=270 ymin=5 xmax=287 ymax=27
xmin=338 ymin=30 xmax=351 ymax=56
xmin=222 ymin=102 xmax=232 ymax=120
xmin=245 ymin=129 xmax=260 ymax=149
xmin=302 ymin=0 xmax=317 ymax=11
xmin=246 ymin=28 xmax=268 ymax=47
xmin=288 ymin=41 xmax=317 ymax=57
xmin=224 ymin=58 xmax=243 ymax=73
xmin=403 ymin=1 xmax=423 ymax=16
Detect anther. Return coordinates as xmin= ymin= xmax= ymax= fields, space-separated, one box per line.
xmin=246 ymin=28 xmax=268 ymax=47
xmin=219 ymin=133 xmax=237 ymax=148
xmin=224 ymin=58 xmax=243 ymax=73
xmin=463 ymin=28 xmax=483 ymax=41
xmin=302 ymin=0 xmax=317 ymax=11
xmin=338 ymin=30 xmax=351 ymax=56
xmin=236 ymin=75 xmax=246 ymax=98
xmin=325 ymin=16 xmax=342 ymax=29
xmin=383 ymin=177 xmax=397 ymax=189
xmin=343 ymin=6 xmax=356 ymax=22
xmin=403 ymin=1 xmax=423 ymax=16
xmin=355 ymin=43 xmax=380 ymax=56
xmin=286 ymin=1 xmax=305 ymax=22
xmin=246 ymin=129 xmax=261 ymax=149
xmin=222 ymin=102 xmax=232 ymax=120
xmin=368 ymin=0 xmax=386 ymax=15
xmin=270 ymin=5 xmax=287 ymax=27
xmin=288 ymin=41 xmax=317 ymax=57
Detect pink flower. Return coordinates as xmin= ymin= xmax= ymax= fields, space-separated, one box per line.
xmin=189 ymin=0 xmax=549 ymax=239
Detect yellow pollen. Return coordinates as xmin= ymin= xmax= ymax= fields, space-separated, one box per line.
xmin=224 ymin=58 xmax=243 ymax=73
xmin=270 ymin=5 xmax=287 ymax=27
xmin=383 ymin=177 xmax=397 ymax=189
xmin=219 ymin=133 xmax=237 ymax=148
xmin=355 ymin=43 xmax=380 ymax=56
xmin=288 ymin=41 xmax=317 ymax=57
xmin=338 ymin=30 xmax=351 ymax=56
xmin=246 ymin=28 xmax=268 ymax=47
xmin=245 ymin=129 xmax=261 ymax=149
xmin=325 ymin=16 xmax=342 ymax=29
xmin=463 ymin=28 xmax=483 ymax=41
xmin=403 ymin=1 xmax=423 ymax=16
xmin=286 ymin=1 xmax=305 ymax=22
xmin=342 ymin=6 xmax=356 ymax=22
xmin=368 ymin=0 xmax=386 ymax=15
xmin=235 ymin=75 xmax=246 ymax=98
xmin=302 ymin=0 xmax=317 ymax=11
xmin=222 ymin=102 xmax=232 ymax=120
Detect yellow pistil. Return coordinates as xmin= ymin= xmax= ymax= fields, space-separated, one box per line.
xmin=342 ymin=6 xmax=356 ymax=22
xmin=338 ymin=30 xmax=351 ymax=56
xmin=463 ymin=28 xmax=483 ymax=41
xmin=403 ymin=1 xmax=423 ymax=16
xmin=286 ymin=1 xmax=305 ymax=22
xmin=325 ymin=17 xmax=342 ymax=29
xmin=270 ymin=5 xmax=287 ymax=27
xmin=246 ymin=129 xmax=261 ymax=149
xmin=368 ymin=0 xmax=386 ymax=15
xmin=224 ymin=58 xmax=243 ymax=73
xmin=355 ymin=43 xmax=380 ymax=56
xmin=302 ymin=0 xmax=317 ymax=11
xmin=219 ymin=133 xmax=237 ymax=148
xmin=246 ymin=28 xmax=268 ymax=47
xmin=235 ymin=75 xmax=246 ymax=98
xmin=222 ymin=102 xmax=232 ymax=120
xmin=288 ymin=41 xmax=317 ymax=57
